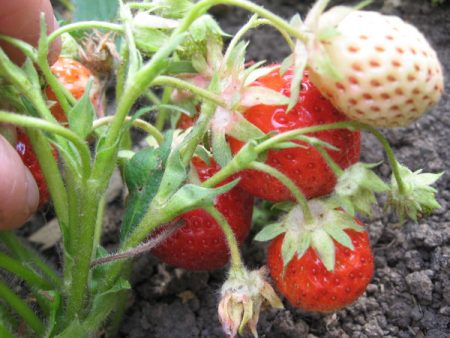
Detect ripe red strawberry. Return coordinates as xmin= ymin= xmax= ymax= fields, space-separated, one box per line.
xmin=151 ymin=157 xmax=254 ymax=271
xmin=267 ymin=226 xmax=374 ymax=313
xmin=15 ymin=129 xmax=57 ymax=208
xmin=228 ymin=68 xmax=361 ymax=202
xmin=45 ymin=57 xmax=103 ymax=123
xmin=305 ymin=6 xmax=444 ymax=127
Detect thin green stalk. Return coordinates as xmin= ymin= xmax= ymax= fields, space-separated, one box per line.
xmin=155 ymin=87 xmax=172 ymax=131
xmin=0 ymin=253 xmax=52 ymax=290
xmin=0 ymin=111 xmax=91 ymax=177
xmin=248 ymin=162 xmax=313 ymax=223
xmin=47 ymin=22 xmax=124 ymax=45
xmin=0 ymin=233 xmax=62 ymax=290
xmin=204 ymin=206 xmax=244 ymax=272
xmin=315 ymin=146 xmax=344 ymax=177
xmin=37 ymin=15 xmax=72 ymax=114
xmin=0 ymin=281 xmax=45 ymax=336
xmin=93 ymin=196 xmax=106 ymax=253
xmin=120 ymin=1 xmax=140 ymax=80
xmin=144 ymin=90 xmax=161 ymax=106
xmin=0 ymin=34 xmax=36 ymax=61
xmin=152 ymin=76 xmax=225 ymax=107
xmin=174 ymin=0 xmax=308 ymax=42
xmin=65 ymin=183 xmax=102 ymax=323
xmin=362 ymin=124 xmax=406 ymax=194
xmin=223 ymin=14 xmax=260 ymax=63
xmin=116 ymin=44 xmax=129 ymax=102
xmin=93 ymin=116 xmax=164 ymax=144
xmin=0 ymin=321 xmax=15 ymax=338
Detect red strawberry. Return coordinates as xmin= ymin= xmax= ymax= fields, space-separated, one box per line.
xmin=45 ymin=57 xmax=103 ymax=123
xmin=228 ymin=67 xmax=361 ymax=202
xmin=267 ymin=225 xmax=374 ymax=313
xmin=151 ymin=157 xmax=254 ymax=271
xmin=15 ymin=129 xmax=57 ymax=208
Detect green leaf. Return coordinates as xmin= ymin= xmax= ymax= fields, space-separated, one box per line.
xmin=134 ymin=28 xmax=170 ymax=55
xmin=163 ymin=179 xmax=239 ymax=219
xmin=156 ymin=147 xmax=187 ymax=201
xmin=323 ymin=223 xmax=354 ymax=250
xmin=68 ymin=80 xmax=95 ymax=139
xmin=311 ymin=229 xmax=335 ymax=271
xmin=254 ymin=223 xmax=285 ymax=242
xmin=84 ymin=279 xmax=131 ymax=332
xmin=287 ymin=41 xmax=307 ymax=112
xmin=74 ymin=0 xmax=118 ymax=22
xmin=166 ymin=61 xmax=196 ymax=74
xmin=212 ymin=129 xmax=233 ymax=167
xmin=121 ymin=134 xmax=172 ymax=240
xmin=55 ymin=319 xmax=88 ymax=338
xmin=281 ymin=230 xmax=298 ymax=267
xmin=42 ymin=292 xmax=61 ymax=338
xmin=296 ymin=232 xmax=311 ymax=259
xmin=227 ymin=113 xmax=265 ymax=142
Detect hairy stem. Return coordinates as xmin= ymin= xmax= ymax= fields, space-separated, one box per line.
xmin=204 ymin=206 xmax=244 ymax=272
xmin=249 ymin=162 xmax=313 ymax=223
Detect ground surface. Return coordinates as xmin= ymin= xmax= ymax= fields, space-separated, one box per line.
xmin=117 ymin=1 xmax=450 ymax=337
xmin=30 ymin=0 xmax=450 ymax=337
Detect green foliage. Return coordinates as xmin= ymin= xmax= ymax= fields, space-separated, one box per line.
xmin=73 ymin=0 xmax=119 ymax=22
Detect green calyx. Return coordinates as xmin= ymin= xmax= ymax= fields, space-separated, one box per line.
xmin=329 ymin=162 xmax=389 ymax=217
xmin=388 ymin=162 xmax=443 ymax=223
xmin=255 ymin=200 xmax=363 ymax=271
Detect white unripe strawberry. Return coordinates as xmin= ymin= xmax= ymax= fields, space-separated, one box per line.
xmin=307 ymin=7 xmax=444 ymax=128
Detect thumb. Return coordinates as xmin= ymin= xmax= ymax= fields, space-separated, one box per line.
xmin=0 ymin=134 xmax=39 ymax=230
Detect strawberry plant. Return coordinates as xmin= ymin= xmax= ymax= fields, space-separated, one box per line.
xmin=0 ymin=0 xmax=444 ymax=337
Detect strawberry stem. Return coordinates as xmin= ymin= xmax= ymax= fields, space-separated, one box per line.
xmin=37 ymin=15 xmax=73 ymax=115
xmin=152 ymin=76 xmax=226 ymax=107
xmin=362 ymin=124 xmax=407 ymax=195
xmin=0 ymin=253 xmax=53 ymax=290
xmin=47 ymin=22 xmax=124 ymax=45
xmin=92 ymin=116 xmax=164 ymax=144
xmin=249 ymin=161 xmax=313 ymax=223
xmin=0 ymin=232 xmax=62 ymax=289
xmin=204 ymin=206 xmax=244 ymax=271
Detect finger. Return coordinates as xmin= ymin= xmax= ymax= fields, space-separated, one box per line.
xmin=0 ymin=134 xmax=39 ymax=230
xmin=0 ymin=0 xmax=61 ymax=65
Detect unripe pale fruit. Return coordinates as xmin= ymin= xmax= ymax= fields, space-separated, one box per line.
xmin=308 ymin=7 xmax=444 ymax=128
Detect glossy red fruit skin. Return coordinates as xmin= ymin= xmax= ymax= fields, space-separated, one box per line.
xmin=45 ymin=57 xmax=100 ymax=123
xmin=15 ymin=129 xmax=57 ymax=208
xmin=267 ymin=228 xmax=374 ymax=313
xmin=151 ymin=158 xmax=254 ymax=271
xmin=228 ymin=68 xmax=361 ymax=202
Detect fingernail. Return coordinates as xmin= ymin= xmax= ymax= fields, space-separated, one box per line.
xmin=24 ymin=168 xmax=39 ymax=215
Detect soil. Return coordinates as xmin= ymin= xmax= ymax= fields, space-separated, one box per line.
xmin=32 ymin=0 xmax=450 ymax=337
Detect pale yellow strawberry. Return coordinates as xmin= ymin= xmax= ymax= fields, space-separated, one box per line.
xmin=307 ymin=7 xmax=444 ymax=128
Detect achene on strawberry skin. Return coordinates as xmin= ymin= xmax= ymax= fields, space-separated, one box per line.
xmin=229 ymin=67 xmax=361 ymax=202
xmin=15 ymin=129 xmax=57 ymax=208
xmin=267 ymin=227 xmax=374 ymax=313
xmin=151 ymin=157 xmax=254 ymax=271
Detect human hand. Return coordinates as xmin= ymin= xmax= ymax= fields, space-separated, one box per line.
xmin=0 ymin=0 xmax=60 ymax=229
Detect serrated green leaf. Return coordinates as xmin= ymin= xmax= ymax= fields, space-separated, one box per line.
xmin=281 ymin=231 xmax=298 ymax=267
xmin=74 ymin=0 xmax=118 ymax=22
xmin=67 ymin=80 xmax=94 ymax=139
xmin=157 ymin=147 xmax=187 ymax=201
xmin=121 ymin=134 xmax=172 ymax=240
xmin=166 ymin=61 xmax=196 ymax=74
xmin=134 ymin=28 xmax=170 ymax=54
xmin=163 ymin=179 xmax=239 ymax=218
xmin=254 ymin=223 xmax=285 ymax=242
